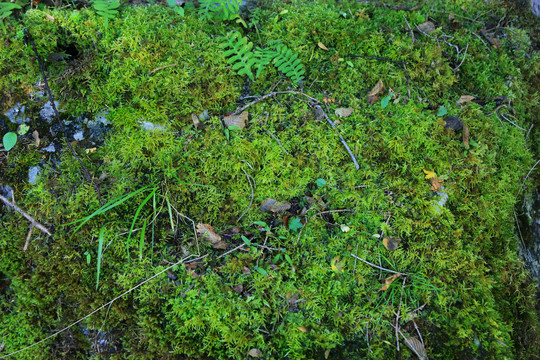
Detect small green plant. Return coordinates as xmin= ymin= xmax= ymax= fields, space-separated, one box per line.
xmin=96 ymin=226 xmax=105 ymax=289
xmin=166 ymin=0 xmax=184 ymax=17
xmin=199 ymin=0 xmax=241 ymax=21
xmin=437 ymin=105 xmax=448 ymax=116
xmin=381 ymin=95 xmax=391 ymax=109
xmin=0 ymin=1 xmax=22 ymax=33
xmin=91 ymin=0 xmax=120 ymax=33
xmin=2 ymin=124 xmax=29 ymax=151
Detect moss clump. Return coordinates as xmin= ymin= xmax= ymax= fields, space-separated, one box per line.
xmin=1 ymin=0 xmax=539 ymax=359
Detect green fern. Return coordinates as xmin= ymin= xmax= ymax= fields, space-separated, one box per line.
xmin=91 ymin=0 xmax=120 ymax=32
xmin=0 ymin=1 xmax=23 ymax=33
xmin=220 ymin=32 xmax=259 ymax=81
xmin=199 ymin=0 xmax=241 ymax=22
xmin=271 ymin=44 xmax=305 ymax=83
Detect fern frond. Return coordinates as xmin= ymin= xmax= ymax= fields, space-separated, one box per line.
xmin=220 ymin=32 xmax=257 ymax=81
xmin=199 ymin=0 xmax=241 ymax=22
xmin=270 ymin=44 xmax=305 ymax=83
xmin=91 ymin=0 xmax=121 ymax=32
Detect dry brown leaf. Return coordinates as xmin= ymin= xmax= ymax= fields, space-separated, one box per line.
xmin=429 ymin=177 xmax=444 ymax=191
xmin=248 ymin=348 xmax=262 ymax=358
xmin=335 ymin=107 xmax=354 ymax=118
xmin=463 ymin=123 xmax=470 ymax=148
xmin=242 ymin=266 xmax=251 ymax=275
xmin=383 ymin=237 xmax=401 ymax=251
xmin=196 ymin=223 xmax=228 ymax=249
xmin=317 ymin=41 xmax=329 ymax=50
xmin=324 ymin=349 xmax=331 ymax=359
xmin=260 ymin=198 xmax=291 ymax=213
xmin=45 ymin=13 xmax=55 ymax=21
xmin=367 ymin=79 xmax=384 ymax=104
xmin=232 ymin=284 xmax=243 ymax=293
xmin=417 ymin=21 xmax=435 ymax=34
xmin=297 ymin=326 xmax=308 ymax=332
xmin=404 ymin=336 xmax=428 ymax=360
xmin=456 ymin=95 xmax=475 ymax=106
xmin=378 ymin=273 xmax=401 ymax=292
xmin=32 ymin=130 xmax=40 ymax=147
xmin=223 ymin=111 xmax=248 ymax=129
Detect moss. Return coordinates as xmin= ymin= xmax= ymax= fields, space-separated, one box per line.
xmin=1 ymin=0 xmax=539 ymax=359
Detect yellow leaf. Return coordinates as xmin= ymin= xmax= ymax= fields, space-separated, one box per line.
xmin=317 ymin=41 xmax=329 ymax=51
xmin=423 ymin=169 xmax=436 ymax=179
xmin=297 ymin=326 xmax=308 ymax=332
xmin=331 ymin=256 xmax=344 ymax=273
xmin=378 ymin=273 xmax=401 ymax=291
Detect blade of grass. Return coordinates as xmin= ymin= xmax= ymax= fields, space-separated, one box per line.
xmin=139 ymin=218 xmax=147 ymax=260
xmin=127 ymin=187 xmax=158 ymax=261
xmin=96 ymin=226 xmax=105 ymax=290
xmin=64 ymin=185 xmax=152 ymax=238
xmin=165 ymin=195 xmax=175 ymax=232
xmin=151 ymin=192 xmax=156 ymax=265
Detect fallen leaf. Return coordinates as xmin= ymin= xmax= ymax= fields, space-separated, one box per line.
xmin=340 ymin=224 xmax=351 ymax=232
xmin=417 ymin=21 xmax=435 ymax=34
xmin=383 ymin=237 xmax=401 ymax=251
xmin=429 ymin=177 xmax=444 ymax=191
xmin=378 ymin=273 xmax=401 ymax=292
xmin=463 ymin=123 xmax=470 ymax=148
xmin=45 ymin=13 xmax=55 ymax=21
xmin=335 ymin=107 xmax=354 ymax=117
xmin=324 ymin=349 xmax=331 ymax=359
xmin=196 ymin=223 xmax=228 ymax=249
xmin=191 ymin=113 xmax=203 ymax=130
xmin=248 ymin=348 xmax=262 ymax=358
xmin=367 ymin=79 xmax=384 ymax=104
xmin=232 ymin=284 xmax=244 ymax=293
xmin=223 ymin=111 xmax=248 ymax=129
xmin=456 ymin=95 xmax=475 ymax=106
xmin=260 ymin=198 xmax=291 ymax=213
xmin=423 ymin=169 xmax=436 ymax=179
xmin=331 ymin=256 xmax=344 ymax=273
xmin=297 ymin=326 xmax=308 ymax=332
xmin=85 ymin=148 xmax=97 ymax=154
xmin=404 ymin=336 xmax=428 ymax=360
xmin=442 ymin=115 xmax=463 ymax=131
xmin=32 ymin=130 xmax=40 ymax=147
xmin=242 ymin=266 xmax=251 ymax=275
xmin=317 ymin=41 xmax=329 ymax=50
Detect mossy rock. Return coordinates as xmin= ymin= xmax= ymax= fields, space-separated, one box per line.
xmin=1 ymin=1 xmax=539 ymax=359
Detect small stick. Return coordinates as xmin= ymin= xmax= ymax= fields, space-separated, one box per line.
xmin=23 ymin=225 xmax=34 ymax=251
xmin=350 ymin=253 xmax=406 ymax=275
xmin=266 ymin=129 xmax=290 ymax=155
xmin=515 ymin=159 xmax=540 ymax=202
xmin=216 ymin=243 xmax=247 ymax=260
xmin=257 ymin=244 xmax=284 ymax=252
xmin=232 ymin=90 xmax=321 ymax=115
xmin=237 ymin=168 xmax=255 ymax=223
xmin=453 ymin=43 xmax=468 ymax=73
xmin=0 ymin=194 xmax=52 ymax=236
xmin=403 ymin=16 xmax=415 ymax=49
xmin=149 ymin=63 xmax=178 ymax=75
xmin=395 ymin=277 xmax=407 ymax=351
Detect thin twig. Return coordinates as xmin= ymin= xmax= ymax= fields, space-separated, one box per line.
xmin=350 ymin=253 xmax=406 ymax=275
xmin=515 ymin=159 xmax=540 ymax=202
xmin=266 ymin=129 xmax=290 ymax=155
xmin=167 ymin=203 xmax=200 ymax=255
xmin=295 ymin=209 xmax=353 ymax=244
xmin=390 ymin=324 xmax=426 ymax=360
xmin=453 ymin=43 xmax=468 ymax=72
xmin=149 ymin=63 xmax=178 ymax=75
xmin=257 ymin=244 xmax=284 ymax=252
xmin=216 ymin=243 xmax=247 ymax=260
xmin=2 ymin=254 xmax=208 ymax=358
xmin=23 ymin=225 xmax=34 ymax=251
xmin=232 ymin=91 xmax=320 ymax=115
xmin=314 ymin=105 xmax=360 ymax=170
xmin=23 ymin=28 xmax=103 ymax=206
xmin=237 ymin=168 xmax=255 ymax=223
xmin=403 ymin=16 xmax=414 ymax=49
xmin=0 ymin=194 xmax=52 ymax=236
xmin=395 ymin=277 xmax=407 ymax=351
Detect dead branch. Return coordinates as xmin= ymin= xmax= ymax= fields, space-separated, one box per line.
xmin=0 ymin=194 xmax=52 ymax=236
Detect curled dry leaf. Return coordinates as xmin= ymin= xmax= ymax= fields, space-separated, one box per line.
xmin=317 ymin=41 xmax=329 ymax=50
xmin=335 ymin=107 xmax=354 ymax=118
xmin=260 ymin=198 xmax=291 ymax=213
xmin=32 ymin=130 xmax=40 ymax=147
xmin=191 ymin=113 xmax=203 ymax=130
xmin=45 ymin=13 xmax=55 ymax=21
xmin=297 ymin=326 xmax=308 ymax=332
xmin=405 ymin=336 xmax=428 ymax=360
xmin=232 ymin=284 xmax=244 ymax=293
xmin=378 ymin=273 xmax=401 ymax=292
xmin=383 ymin=237 xmax=401 ymax=251
xmin=248 ymin=348 xmax=263 ymax=358
xmin=417 ymin=21 xmax=435 ymax=34
xmin=367 ymin=79 xmax=384 ymax=104
xmin=462 ymin=123 xmax=470 ymax=148
xmin=429 ymin=177 xmax=444 ymax=191
xmin=196 ymin=223 xmax=228 ymax=249
xmin=456 ymin=95 xmax=475 ymax=106
xmin=223 ymin=111 xmax=248 ymax=129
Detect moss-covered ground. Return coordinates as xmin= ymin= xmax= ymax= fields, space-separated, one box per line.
xmin=1 ymin=0 xmax=539 ymax=359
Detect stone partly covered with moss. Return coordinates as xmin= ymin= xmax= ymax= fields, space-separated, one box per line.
xmin=0 ymin=1 xmax=539 ymax=359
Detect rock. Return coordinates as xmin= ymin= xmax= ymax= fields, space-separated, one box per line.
xmin=443 ymin=115 xmax=463 ymax=131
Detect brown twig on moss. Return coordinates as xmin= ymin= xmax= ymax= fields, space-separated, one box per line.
xmin=231 ymin=90 xmax=321 ymax=115
xmin=23 ymin=28 xmax=103 ymax=206
xmin=350 ymin=253 xmax=407 ymax=276
xmin=0 ymin=194 xmax=52 ymax=236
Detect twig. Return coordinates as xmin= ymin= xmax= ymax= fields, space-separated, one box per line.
xmin=232 ymin=91 xmax=320 ymax=115
xmin=453 ymin=43 xmax=468 ymax=72
xmin=216 ymin=243 xmax=247 ymax=259
xmin=2 ymin=254 xmax=208 ymax=358
xmin=0 ymin=194 xmax=52 ymax=236
xmin=167 ymin=203 xmax=200 ymax=255
xmin=515 ymin=159 xmax=540 ymax=202
xmin=472 ymin=31 xmax=492 ymax=53
xmin=395 ymin=277 xmax=407 ymax=351
xmin=257 ymin=244 xmax=284 ymax=252
xmin=23 ymin=225 xmax=34 ymax=251
xmin=412 ymin=320 xmax=425 ymax=347
xmin=350 ymin=253 xmax=406 ymax=275
xmin=149 ymin=63 xmax=178 ymax=75
xmin=237 ymin=168 xmax=255 ymax=223
xmin=314 ymin=105 xmax=360 ymax=170
xmin=296 ymin=209 xmax=353 ymax=244
xmin=526 ymin=124 xmax=534 ymax=141
xmin=403 ymin=16 xmax=414 ymax=49
xmin=23 ymin=28 xmax=103 ymax=206
xmin=266 ymin=129 xmax=290 ymax=155
xmin=390 ymin=323 xmax=425 ymax=360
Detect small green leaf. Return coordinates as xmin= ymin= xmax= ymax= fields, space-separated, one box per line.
xmin=254 ymin=221 xmax=270 ymax=232
xmin=316 ymin=178 xmax=326 ymax=187
xmin=469 ymin=139 xmax=478 ymax=147
xmin=228 ymin=125 xmax=242 ymax=131
xmin=2 ymin=132 xmax=17 ymax=151
xmin=437 ymin=106 xmax=448 ymax=116
xmin=381 ymin=95 xmax=391 ymax=109
xmin=241 ymin=235 xmax=251 ymax=246
xmin=288 ymin=217 xmax=303 ymax=231
xmin=84 ymin=251 xmax=91 ymax=264
xmin=255 ymin=266 xmax=268 ymax=276
xmin=346 ymin=61 xmax=354 ymax=68
xmin=18 ymin=124 xmax=29 ymax=135
xmin=285 ymin=254 xmax=293 ymax=266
